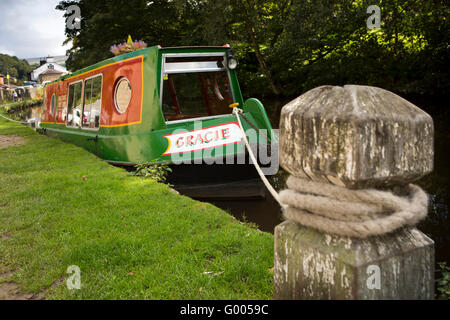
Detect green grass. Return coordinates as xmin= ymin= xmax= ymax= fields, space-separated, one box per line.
xmin=0 ymin=118 xmax=274 ymax=299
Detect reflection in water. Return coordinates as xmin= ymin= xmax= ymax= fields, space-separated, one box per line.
xmin=211 ymin=171 xmax=287 ymax=233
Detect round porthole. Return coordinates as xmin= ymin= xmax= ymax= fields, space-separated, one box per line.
xmin=50 ymin=94 xmax=56 ymax=115
xmin=114 ymin=77 xmax=132 ymax=114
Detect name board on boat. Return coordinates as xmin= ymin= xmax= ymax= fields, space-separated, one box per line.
xmin=162 ymin=122 xmax=243 ymax=156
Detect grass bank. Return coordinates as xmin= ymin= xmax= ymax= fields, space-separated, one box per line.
xmin=0 ymin=118 xmax=274 ymax=299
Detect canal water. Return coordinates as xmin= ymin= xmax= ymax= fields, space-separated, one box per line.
xmin=12 ymin=96 xmax=450 ymax=269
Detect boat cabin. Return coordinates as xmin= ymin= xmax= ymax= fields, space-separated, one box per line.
xmin=39 ymin=45 xmax=273 ymax=166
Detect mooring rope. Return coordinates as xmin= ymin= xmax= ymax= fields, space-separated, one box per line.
xmin=0 ymin=113 xmax=28 ymax=124
xmin=279 ymin=176 xmax=429 ymax=238
xmin=0 ymin=103 xmax=29 ymax=124
xmin=233 ymin=107 xmax=428 ymax=238
xmin=0 ymin=103 xmax=15 ymax=108
xmin=233 ymin=107 xmax=285 ymax=207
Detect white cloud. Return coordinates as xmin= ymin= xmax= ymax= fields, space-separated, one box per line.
xmin=0 ymin=0 xmax=71 ymax=58
xmin=0 ymin=47 xmax=16 ymax=56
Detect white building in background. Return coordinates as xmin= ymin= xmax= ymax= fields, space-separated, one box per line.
xmin=30 ymin=57 xmax=69 ymax=83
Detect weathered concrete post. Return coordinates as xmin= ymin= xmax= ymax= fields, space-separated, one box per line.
xmin=274 ymin=85 xmax=435 ymax=299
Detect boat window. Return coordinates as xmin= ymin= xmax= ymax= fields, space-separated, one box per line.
xmin=114 ymin=77 xmax=132 ymax=114
xmin=67 ymin=81 xmax=83 ymax=128
xmin=50 ymin=94 xmax=56 ymax=115
xmin=83 ymin=75 xmax=102 ymax=129
xmin=43 ymin=89 xmax=48 ymax=115
xmin=161 ymin=54 xmax=234 ymax=121
xmin=164 ymin=56 xmax=226 ymax=73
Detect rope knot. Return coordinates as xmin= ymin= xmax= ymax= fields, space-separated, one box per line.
xmin=279 ymin=176 xmax=428 ymax=238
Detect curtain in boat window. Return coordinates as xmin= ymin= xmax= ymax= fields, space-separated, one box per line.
xmin=161 ymin=71 xmax=233 ymax=120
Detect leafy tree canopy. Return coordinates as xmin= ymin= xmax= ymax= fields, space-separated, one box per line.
xmin=56 ymin=0 xmax=449 ymax=99
xmin=0 ymin=53 xmax=34 ymax=83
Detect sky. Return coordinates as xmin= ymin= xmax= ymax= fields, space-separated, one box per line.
xmin=0 ymin=0 xmax=71 ymax=59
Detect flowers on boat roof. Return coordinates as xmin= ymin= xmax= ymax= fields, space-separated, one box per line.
xmin=110 ymin=35 xmax=148 ymax=56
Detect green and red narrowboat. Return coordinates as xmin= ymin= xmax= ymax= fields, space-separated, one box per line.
xmin=39 ymin=45 xmax=275 ymax=185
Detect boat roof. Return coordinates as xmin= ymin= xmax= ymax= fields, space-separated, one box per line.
xmin=45 ymin=45 xmax=232 ymax=86
xmin=160 ymin=44 xmax=231 ymax=50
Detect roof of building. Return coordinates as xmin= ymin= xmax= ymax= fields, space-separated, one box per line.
xmin=40 ymin=69 xmax=65 ymax=75
xmin=30 ymin=61 xmax=68 ymax=81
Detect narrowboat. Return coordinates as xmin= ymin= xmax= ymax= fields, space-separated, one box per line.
xmin=39 ymin=45 xmax=276 ymax=187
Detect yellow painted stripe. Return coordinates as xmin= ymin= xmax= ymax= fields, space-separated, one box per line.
xmin=139 ymin=56 xmax=144 ymax=122
xmin=64 ymin=55 xmax=144 ymax=81
xmin=101 ymin=120 xmax=142 ymax=128
xmin=163 ymin=137 xmax=171 ymax=155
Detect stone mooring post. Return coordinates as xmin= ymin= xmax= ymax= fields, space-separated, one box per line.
xmin=274 ymin=85 xmax=435 ymax=300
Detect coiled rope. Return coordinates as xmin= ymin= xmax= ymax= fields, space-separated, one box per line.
xmin=279 ymin=176 xmax=428 ymax=238
xmin=233 ymin=107 xmax=428 ymax=238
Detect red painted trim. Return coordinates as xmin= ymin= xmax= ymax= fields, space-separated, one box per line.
xmin=167 ymin=75 xmax=180 ymax=115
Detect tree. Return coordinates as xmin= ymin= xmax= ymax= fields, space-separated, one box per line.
xmin=0 ymin=53 xmax=34 ymax=83
xmin=57 ymin=0 xmax=449 ymax=99
xmin=56 ymin=0 xmax=204 ymax=71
